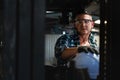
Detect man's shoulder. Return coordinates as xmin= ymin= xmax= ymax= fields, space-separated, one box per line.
xmin=58 ymin=34 xmax=72 ymax=39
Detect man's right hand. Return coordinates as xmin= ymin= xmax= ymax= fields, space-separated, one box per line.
xmin=77 ymin=46 xmax=99 ymax=55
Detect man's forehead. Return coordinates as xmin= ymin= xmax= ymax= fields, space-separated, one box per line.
xmin=76 ymin=14 xmax=92 ymax=20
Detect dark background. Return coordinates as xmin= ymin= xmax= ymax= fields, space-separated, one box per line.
xmin=0 ymin=0 xmax=118 ymax=80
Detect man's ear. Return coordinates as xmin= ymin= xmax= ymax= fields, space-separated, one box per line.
xmin=92 ymin=21 xmax=95 ymax=28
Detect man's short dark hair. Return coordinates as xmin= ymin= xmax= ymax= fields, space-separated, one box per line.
xmin=72 ymin=9 xmax=90 ymax=19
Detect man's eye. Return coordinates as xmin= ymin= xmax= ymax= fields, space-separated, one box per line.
xmin=84 ymin=20 xmax=90 ymax=23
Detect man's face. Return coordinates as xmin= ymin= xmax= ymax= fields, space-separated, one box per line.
xmin=74 ymin=14 xmax=94 ymax=35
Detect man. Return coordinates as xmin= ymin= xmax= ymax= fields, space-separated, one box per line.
xmin=54 ymin=11 xmax=99 ymax=80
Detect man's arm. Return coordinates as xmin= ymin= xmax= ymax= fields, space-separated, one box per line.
xmin=61 ymin=47 xmax=78 ymax=59
xmin=55 ymin=34 xmax=78 ymax=65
